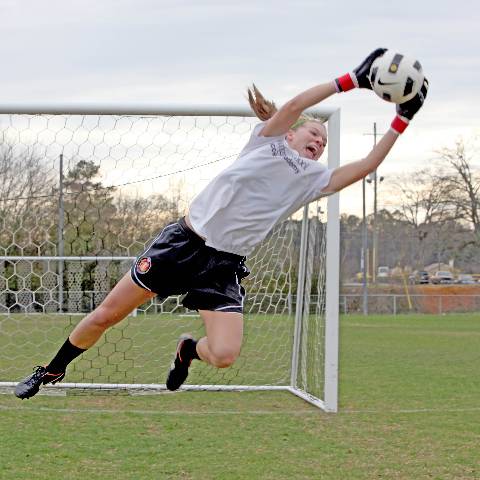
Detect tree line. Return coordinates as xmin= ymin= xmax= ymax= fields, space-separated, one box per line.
xmin=0 ymin=141 xmax=182 ymax=258
xmin=1 ymin=135 xmax=479 ymax=283
xmin=341 ymin=137 xmax=480 ymax=280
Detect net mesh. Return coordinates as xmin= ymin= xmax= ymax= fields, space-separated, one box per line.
xmin=0 ymin=112 xmax=329 ymax=401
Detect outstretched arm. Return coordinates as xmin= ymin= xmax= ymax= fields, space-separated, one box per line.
xmin=259 ymin=48 xmax=387 ymax=137
xmin=324 ymin=78 xmax=429 ymax=194
xmin=325 ymin=130 xmax=398 ymax=192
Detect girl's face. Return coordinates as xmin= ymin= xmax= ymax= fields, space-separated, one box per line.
xmin=286 ymin=121 xmax=327 ymax=161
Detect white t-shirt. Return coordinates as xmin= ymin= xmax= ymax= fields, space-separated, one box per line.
xmin=188 ymin=122 xmax=333 ymax=256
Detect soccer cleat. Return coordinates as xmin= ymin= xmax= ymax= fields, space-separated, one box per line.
xmin=166 ymin=334 xmax=196 ymax=391
xmin=14 ymin=366 xmax=65 ymax=400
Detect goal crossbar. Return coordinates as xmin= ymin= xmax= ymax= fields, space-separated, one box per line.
xmin=0 ymin=102 xmax=338 ymax=118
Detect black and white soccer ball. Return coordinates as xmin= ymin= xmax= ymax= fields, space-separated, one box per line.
xmin=369 ymin=50 xmax=424 ymax=104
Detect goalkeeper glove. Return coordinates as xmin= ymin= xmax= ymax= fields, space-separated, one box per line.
xmin=335 ymin=48 xmax=387 ymax=92
xmin=390 ymin=78 xmax=429 ymax=134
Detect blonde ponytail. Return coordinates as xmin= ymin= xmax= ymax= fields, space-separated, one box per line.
xmin=247 ymin=84 xmax=325 ymax=131
xmin=247 ymin=84 xmax=277 ymax=121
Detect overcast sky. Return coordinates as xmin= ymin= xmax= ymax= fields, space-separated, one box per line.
xmin=1 ymin=0 xmax=479 ymax=214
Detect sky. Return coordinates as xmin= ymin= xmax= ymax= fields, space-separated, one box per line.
xmin=1 ymin=0 xmax=479 ymax=215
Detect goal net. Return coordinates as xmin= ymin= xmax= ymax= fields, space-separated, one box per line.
xmin=0 ymin=104 xmax=340 ymax=411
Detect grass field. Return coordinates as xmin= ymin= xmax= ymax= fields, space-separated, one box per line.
xmin=1 ymin=313 xmax=480 ymax=479
xmin=0 ymin=312 xmax=297 ymax=387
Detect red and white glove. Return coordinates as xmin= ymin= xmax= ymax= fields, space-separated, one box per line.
xmin=335 ymin=48 xmax=387 ymax=92
xmin=390 ymin=78 xmax=429 ymax=134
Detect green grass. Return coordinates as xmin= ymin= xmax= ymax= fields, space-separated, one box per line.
xmin=1 ymin=313 xmax=480 ymax=479
xmin=0 ymin=312 xmax=296 ymax=386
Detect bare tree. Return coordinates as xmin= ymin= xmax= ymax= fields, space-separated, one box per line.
xmin=390 ymin=168 xmax=453 ymax=232
xmin=0 ymin=136 xmax=55 ymax=219
xmin=385 ymin=137 xmax=480 ymax=270
xmin=436 ymin=138 xmax=480 ymax=235
xmin=111 ymin=178 xmax=186 ymax=255
xmin=0 ymin=137 xmax=56 ymax=254
xmin=387 ymin=168 xmax=456 ymax=268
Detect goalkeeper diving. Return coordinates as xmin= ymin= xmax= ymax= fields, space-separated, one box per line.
xmin=15 ymin=48 xmax=428 ymax=399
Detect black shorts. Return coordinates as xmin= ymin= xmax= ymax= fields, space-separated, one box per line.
xmin=130 ymin=217 xmax=250 ymax=313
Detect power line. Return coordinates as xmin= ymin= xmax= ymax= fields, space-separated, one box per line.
xmin=0 ymin=153 xmax=238 ymax=202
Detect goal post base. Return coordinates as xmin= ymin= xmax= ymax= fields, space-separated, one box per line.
xmin=0 ymin=381 xmax=332 ymax=411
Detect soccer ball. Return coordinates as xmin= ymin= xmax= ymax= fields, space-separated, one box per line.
xmin=369 ymin=50 xmax=424 ymax=104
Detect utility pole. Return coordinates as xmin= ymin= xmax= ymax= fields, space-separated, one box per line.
xmin=361 ymin=176 xmax=368 ymax=315
xmin=364 ymin=123 xmax=384 ymax=286
xmin=370 ymin=123 xmax=379 ymax=285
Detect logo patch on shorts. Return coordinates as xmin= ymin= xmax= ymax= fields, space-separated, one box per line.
xmin=136 ymin=257 xmax=152 ymax=274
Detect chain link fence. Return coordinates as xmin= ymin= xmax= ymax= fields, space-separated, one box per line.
xmin=340 ymin=294 xmax=480 ymax=315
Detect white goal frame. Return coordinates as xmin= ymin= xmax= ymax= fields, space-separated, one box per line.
xmin=0 ymin=103 xmax=340 ymax=412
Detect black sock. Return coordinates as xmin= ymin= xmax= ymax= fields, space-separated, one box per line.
xmin=185 ymin=338 xmax=200 ymax=361
xmin=192 ymin=341 xmax=200 ymax=360
xmin=46 ymin=338 xmax=86 ymax=373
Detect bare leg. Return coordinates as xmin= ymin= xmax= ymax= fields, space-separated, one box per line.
xmin=69 ymin=273 xmax=156 ymax=349
xmin=196 ymin=310 xmax=243 ymax=368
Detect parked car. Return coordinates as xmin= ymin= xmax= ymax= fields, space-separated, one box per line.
xmin=419 ymin=271 xmax=430 ymax=284
xmin=377 ymin=266 xmax=390 ymax=282
xmin=409 ymin=270 xmax=430 ymax=284
xmin=377 ymin=266 xmax=390 ymax=279
xmin=456 ymin=274 xmax=476 ymax=284
xmin=430 ymin=270 xmax=454 ymax=284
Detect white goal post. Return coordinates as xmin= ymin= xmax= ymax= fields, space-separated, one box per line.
xmin=0 ymin=103 xmax=340 ymax=412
